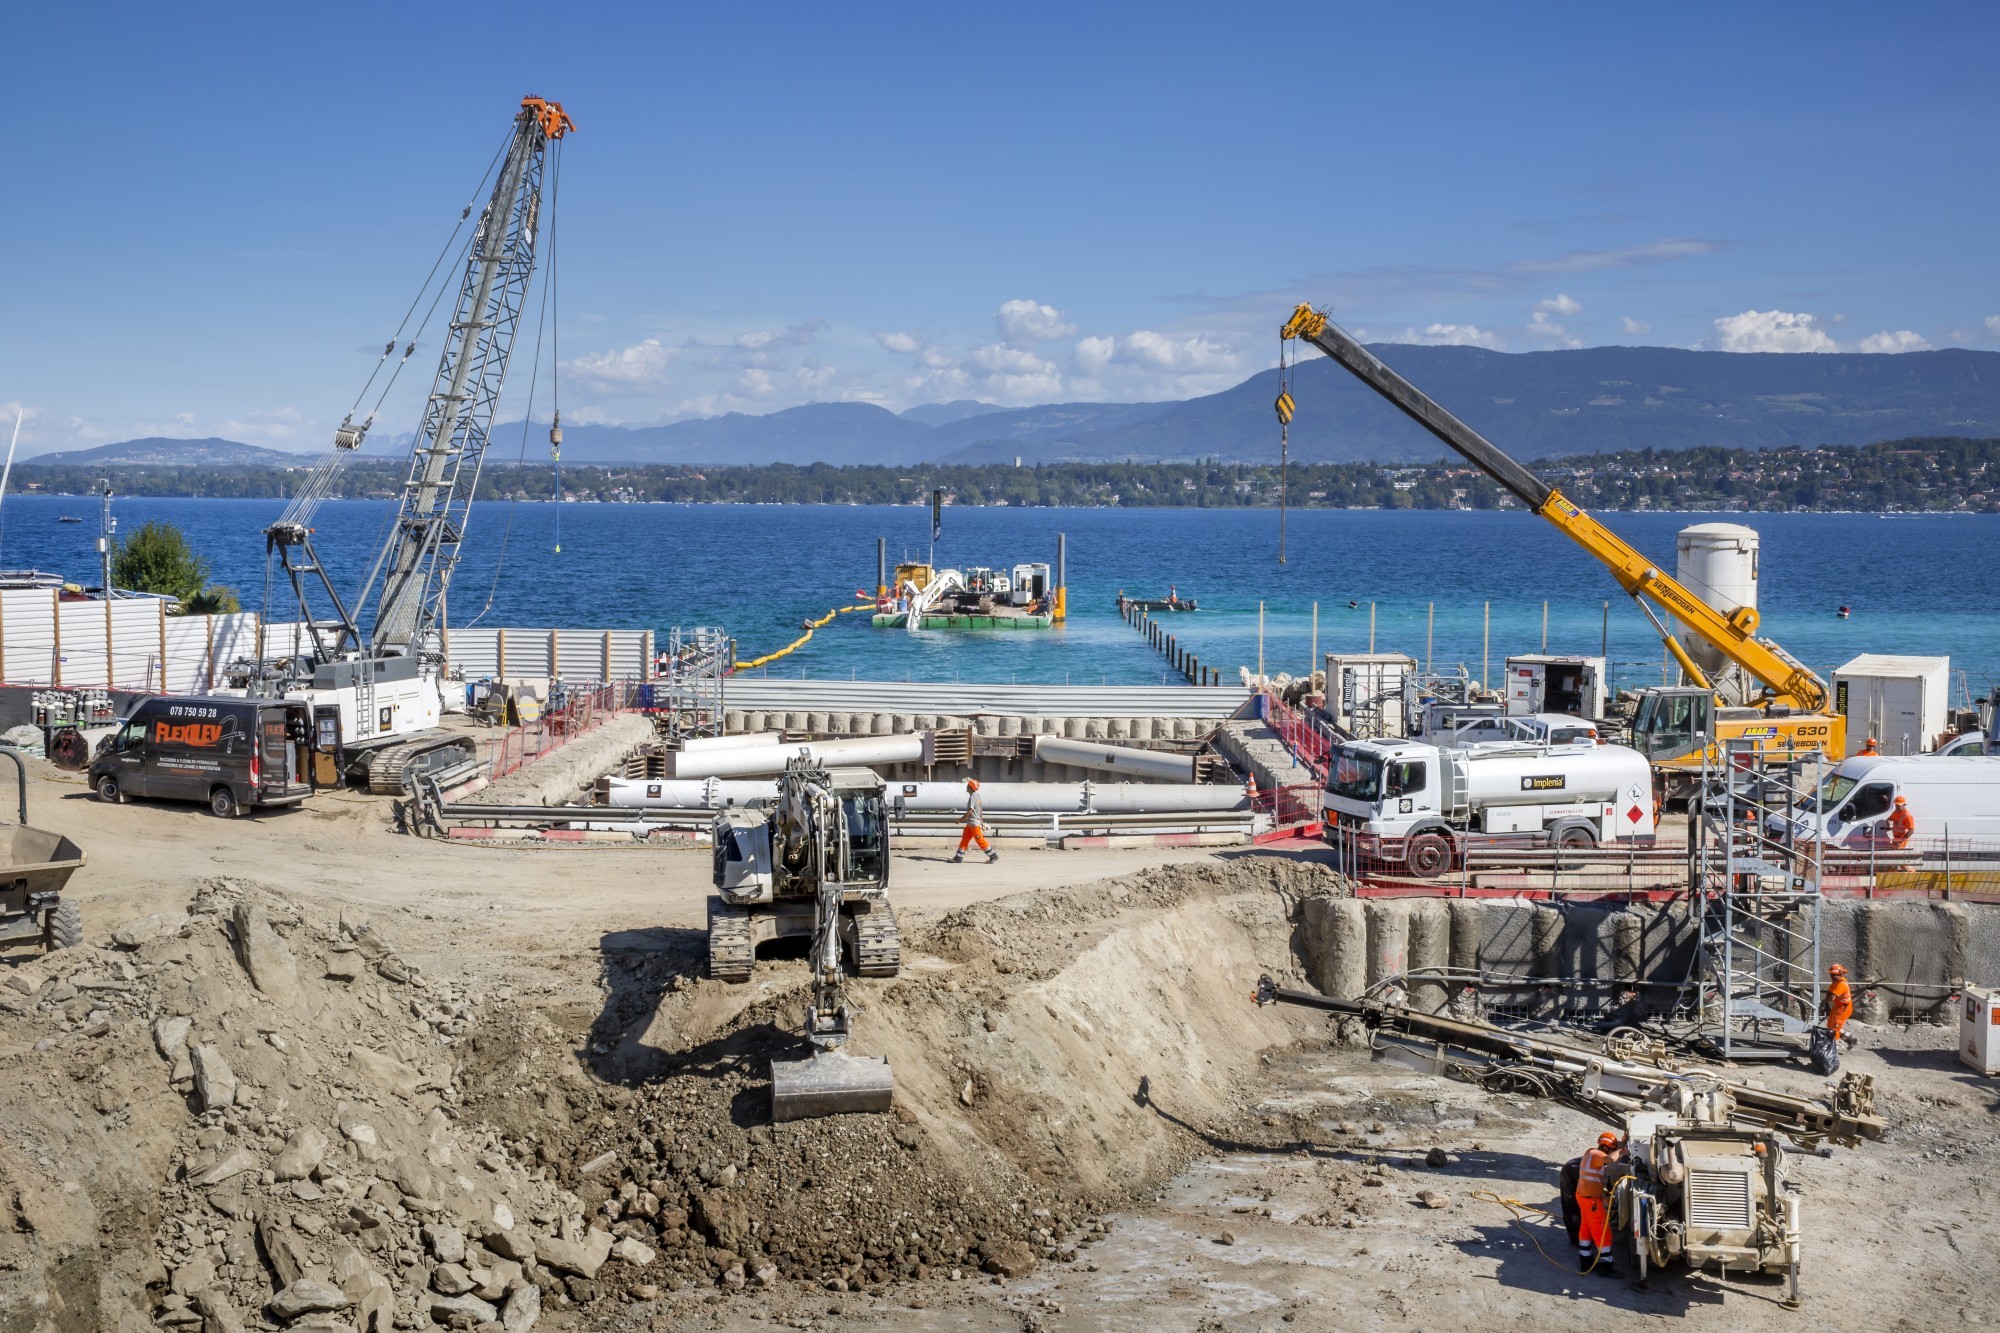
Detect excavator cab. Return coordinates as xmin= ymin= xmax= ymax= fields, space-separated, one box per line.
xmin=1632 ymin=688 xmax=1713 ymax=765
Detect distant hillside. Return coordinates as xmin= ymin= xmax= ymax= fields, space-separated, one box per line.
xmin=28 ymin=437 xmax=297 ymax=467
xmin=52 ymin=344 xmax=2000 ymax=469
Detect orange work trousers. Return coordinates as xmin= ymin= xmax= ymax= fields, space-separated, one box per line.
xmin=1578 ymin=1193 xmax=1612 ymax=1253
xmin=957 ymin=823 xmax=991 ymax=853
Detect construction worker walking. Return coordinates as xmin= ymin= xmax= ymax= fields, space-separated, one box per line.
xmin=1575 ymin=1131 xmax=1623 ymax=1272
xmin=1823 ymin=963 xmax=1855 ymax=1046
xmin=952 ymin=778 xmax=998 ymax=864
xmin=1885 ymin=795 xmax=1915 ymax=848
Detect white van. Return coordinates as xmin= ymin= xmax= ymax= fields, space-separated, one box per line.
xmin=1780 ymin=754 xmax=2000 ymax=846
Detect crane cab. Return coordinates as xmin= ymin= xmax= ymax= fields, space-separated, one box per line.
xmin=1632 ymin=687 xmax=1845 ymax=800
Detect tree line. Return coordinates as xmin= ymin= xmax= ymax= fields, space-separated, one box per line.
xmin=14 ymin=434 xmax=2000 ymax=512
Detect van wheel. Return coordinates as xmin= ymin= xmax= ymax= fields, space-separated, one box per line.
xmin=95 ymin=774 xmax=124 ymax=804
xmin=46 ymin=899 xmax=83 ymax=951
xmin=209 ymin=787 xmax=241 ymax=819
xmin=1406 ymin=832 xmax=1455 ymax=878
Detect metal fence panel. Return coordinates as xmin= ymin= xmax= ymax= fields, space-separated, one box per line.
xmin=0 ymin=589 xmax=59 ymax=684
xmin=56 ymin=602 xmax=109 ymax=687
xmin=110 ymin=600 xmax=165 ymax=690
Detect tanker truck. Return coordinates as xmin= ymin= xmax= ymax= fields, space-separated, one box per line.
xmin=1321 ymin=736 xmax=1656 ymax=876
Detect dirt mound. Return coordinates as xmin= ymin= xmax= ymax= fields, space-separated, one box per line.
xmin=0 ymin=878 xmax=579 ymax=1332
xmin=452 ymin=856 xmax=1344 ymax=1321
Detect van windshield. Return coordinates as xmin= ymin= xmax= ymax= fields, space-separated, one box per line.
xmin=1326 ymin=748 xmax=1384 ymax=802
xmin=1805 ymin=774 xmax=1858 ymax=813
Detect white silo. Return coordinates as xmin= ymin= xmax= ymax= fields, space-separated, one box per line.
xmin=1673 ymin=522 xmax=1760 ymax=679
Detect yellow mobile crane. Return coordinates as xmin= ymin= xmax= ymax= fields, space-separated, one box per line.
xmin=1279 ymin=304 xmax=1843 ymax=796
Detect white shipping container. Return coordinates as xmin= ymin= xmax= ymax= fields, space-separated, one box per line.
xmin=1960 ymin=985 xmax=2000 ymax=1076
xmin=1503 ymin=654 xmax=1607 ymax=719
xmin=1835 ymin=654 xmax=1950 ymax=756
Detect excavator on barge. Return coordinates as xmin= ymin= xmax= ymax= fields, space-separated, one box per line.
xmin=233 ymin=95 xmax=575 ymax=793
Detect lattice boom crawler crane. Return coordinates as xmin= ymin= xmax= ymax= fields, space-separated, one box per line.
xmin=711 ymin=758 xmax=900 ymax=1120
xmin=245 ymin=96 xmax=574 ymax=793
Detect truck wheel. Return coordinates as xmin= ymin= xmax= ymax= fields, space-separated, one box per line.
xmin=209 ymin=786 xmax=241 ymax=819
xmin=1556 ymin=826 xmax=1597 ymax=850
xmin=46 ymin=899 xmax=82 ymax=951
xmin=1406 ymin=832 xmax=1454 ymax=877
xmin=95 ymin=774 xmax=124 ymax=804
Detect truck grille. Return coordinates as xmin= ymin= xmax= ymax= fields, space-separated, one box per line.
xmin=1686 ymin=1169 xmax=1753 ymax=1232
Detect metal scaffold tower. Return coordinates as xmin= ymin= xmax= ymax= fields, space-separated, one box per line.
xmin=1692 ymin=739 xmax=1829 ymax=1060
xmin=662 ymin=626 xmax=731 ymax=741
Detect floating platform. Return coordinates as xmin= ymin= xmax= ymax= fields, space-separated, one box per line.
xmin=872 ymin=611 xmax=1052 ymax=630
xmin=1118 ymin=596 xmax=1198 ymax=613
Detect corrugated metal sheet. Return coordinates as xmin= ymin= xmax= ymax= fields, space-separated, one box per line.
xmin=0 ymin=589 xmax=59 ymax=684
xmin=719 ymin=680 xmax=1254 ymax=718
xmin=162 ymin=618 xmax=212 ymax=692
xmin=56 ymin=603 xmax=108 ymax=687
xmin=208 ymin=614 xmax=261 ymax=678
xmin=110 ymin=600 xmax=164 ymax=690
xmin=447 ymin=627 xmax=653 ymax=681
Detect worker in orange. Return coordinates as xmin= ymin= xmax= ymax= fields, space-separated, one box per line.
xmin=1823 ymin=963 xmax=1855 ymax=1046
xmin=1858 ymin=736 xmax=1880 ymax=756
xmin=1575 ymin=1130 xmax=1623 ymax=1272
xmin=1884 ymin=794 xmax=1915 ymax=848
xmin=951 ymin=778 xmax=998 ymax=864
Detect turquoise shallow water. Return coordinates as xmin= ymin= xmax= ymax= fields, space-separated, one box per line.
xmin=3 ymin=495 xmax=1995 ymax=696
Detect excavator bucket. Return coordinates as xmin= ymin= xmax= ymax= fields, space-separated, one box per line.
xmin=771 ymin=1049 xmax=894 ymax=1122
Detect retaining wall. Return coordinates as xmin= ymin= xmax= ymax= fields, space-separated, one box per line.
xmin=1293 ymin=894 xmax=1994 ymax=1023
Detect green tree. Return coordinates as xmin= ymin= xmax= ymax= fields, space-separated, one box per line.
xmin=112 ymin=521 xmax=210 ymax=601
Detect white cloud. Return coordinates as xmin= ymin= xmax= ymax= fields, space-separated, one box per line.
xmin=967 ymin=344 xmax=1056 ymax=376
xmin=217 ymin=406 xmax=306 ymax=443
xmin=1857 ymin=329 xmax=1931 ymax=354
xmin=1709 ymin=309 xmax=1838 ymax=353
xmin=1510 ymin=238 xmax=1722 ymax=275
xmin=567 ymin=338 xmax=681 ymax=385
xmin=791 ymin=359 xmax=837 ymax=389
xmin=1988 ymin=316 xmax=2000 ymax=338
xmin=1620 ymin=316 xmax=1652 ymax=335
xmin=1121 ymin=330 xmax=1240 ymax=372
xmin=734 ymin=317 xmax=826 ymax=351
xmin=1380 ymin=323 xmax=1504 ymax=350
xmin=995 ymin=299 xmax=1076 ymax=344
xmin=874 ymin=330 xmax=920 ymax=354
xmin=1527 ymin=294 xmax=1582 ymax=347
xmin=1536 ymin=294 xmax=1582 ymax=317
xmin=1074 ymin=335 xmax=1116 ymax=375
xmin=737 ymin=368 xmax=775 ymax=396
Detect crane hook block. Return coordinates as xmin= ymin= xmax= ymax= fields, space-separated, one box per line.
xmin=333 ymin=420 xmax=368 ymax=451
xmin=1275 ymin=390 xmax=1296 ymax=426
xmin=550 ymin=410 xmax=563 ymax=459
xmin=520 ymin=95 xmax=576 ymax=140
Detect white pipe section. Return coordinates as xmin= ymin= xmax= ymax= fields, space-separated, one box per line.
xmin=599 ymin=776 xmax=1247 ymax=814
xmin=1032 ymin=734 xmax=1197 ymax=782
xmin=665 ymin=734 xmax=926 ymax=779
xmin=677 ymin=732 xmax=782 ymax=752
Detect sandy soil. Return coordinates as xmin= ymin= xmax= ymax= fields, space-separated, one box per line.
xmin=5 ymin=757 xmax=1995 ymax=1333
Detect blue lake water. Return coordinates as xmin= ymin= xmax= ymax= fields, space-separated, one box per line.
xmin=2 ymin=494 xmax=1995 ymax=696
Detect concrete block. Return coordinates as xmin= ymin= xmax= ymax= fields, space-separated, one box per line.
xmin=1959 ymin=902 xmax=2000 ymax=992
xmin=1407 ymin=900 xmax=1451 ymax=1014
xmin=1631 ymin=903 xmax=1699 ymax=1015
xmin=1299 ymin=897 xmax=1366 ymax=1000
xmin=1857 ymin=901 xmax=1956 ymax=1019
xmin=1446 ymin=901 xmax=1484 ymax=980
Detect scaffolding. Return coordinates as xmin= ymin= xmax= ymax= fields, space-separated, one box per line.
xmin=661 ymin=626 xmax=730 ymax=742
xmin=1692 ymin=739 xmax=1830 ymax=1060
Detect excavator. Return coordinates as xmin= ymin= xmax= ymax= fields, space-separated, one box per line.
xmin=235 ymin=96 xmax=575 ymax=793
xmin=710 ymin=758 xmax=901 ymax=1119
xmin=1279 ymin=305 xmax=1844 ymax=798
xmin=1254 ymin=976 xmax=1883 ymax=1306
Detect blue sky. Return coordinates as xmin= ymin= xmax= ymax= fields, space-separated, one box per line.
xmin=6 ymin=2 xmax=1999 ymax=454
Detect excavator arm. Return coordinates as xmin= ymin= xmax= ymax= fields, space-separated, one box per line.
xmin=1279 ymin=304 xmax=1830 ymax=713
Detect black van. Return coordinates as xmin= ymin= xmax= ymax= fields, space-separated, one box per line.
xmin=90 ymin=695 xmax=314 ymax=817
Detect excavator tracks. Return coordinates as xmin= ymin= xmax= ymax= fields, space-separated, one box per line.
xmin=362 ymin=735 xmax=480 ymax=795
xmin=707 ymin=898 xmax=756 ymax=983
xmin=846 ymin=901 xmax=901 ymax=978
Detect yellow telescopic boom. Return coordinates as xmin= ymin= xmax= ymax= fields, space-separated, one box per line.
xmin=1279 ymin=304 xmax=1829 ymax=713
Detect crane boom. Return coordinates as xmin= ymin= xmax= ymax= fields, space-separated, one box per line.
xmin=367 ymin=95 xmax=574 ymax=662
xmin=1278 ymin=304 xmax=1830 ymax=714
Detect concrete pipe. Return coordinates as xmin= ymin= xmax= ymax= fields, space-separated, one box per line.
xmin=603 ymin=776 xmax=1246 ymax=815
xmin=677 ymin=732 xmax=783 ymax=753
xmin=1031 ymin=736 xmax=1197 ymax=783
xmin=600 ymin=777 xmax=778 ymax=808
xmin=666 ymin=734 xmax=927 ymax=779
xmin=1447 ymin=900 xmax=1485 ymax=985
xmin=1301 ymin=897 xmax=1367 ymax=1002
xmin=1364 ymin=901 xmax=1412 ymax=999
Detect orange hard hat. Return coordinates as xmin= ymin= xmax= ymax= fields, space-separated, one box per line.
xmin=1597 ymin=1131 xmax=1619 ymax=1150
xmin=1828 ymin=963 xmax=1847 ymax=975
xmin=1894 ymin=795 xmax=1907 ymax=805
xmin=966 ymin=779 xmax=980 ymax=791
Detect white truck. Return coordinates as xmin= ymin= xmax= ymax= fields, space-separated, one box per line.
xmin=1321 ymin=737 xmax=1656 ymax=876
xmin=1778 ymin=753 xmax=2000 ymax=847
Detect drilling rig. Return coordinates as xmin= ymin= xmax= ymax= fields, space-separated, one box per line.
xmin=240 ymin=95 xmax=574 ymax=793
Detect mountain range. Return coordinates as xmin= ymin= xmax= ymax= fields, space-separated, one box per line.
xmin=33 ymin=345 xmax=2000 ymax=468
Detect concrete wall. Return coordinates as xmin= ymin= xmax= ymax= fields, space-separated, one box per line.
xmin=1291 ymin=893 xmax=1993 ymax=1023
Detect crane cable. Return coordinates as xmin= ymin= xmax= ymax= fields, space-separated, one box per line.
xmin=1275 ymin=333 xmax=1296 ymax=565
xmin=549 ymin=136 xmax=564 ymax=556
xmin=731 ymin=604 xmax=876 ymax=673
